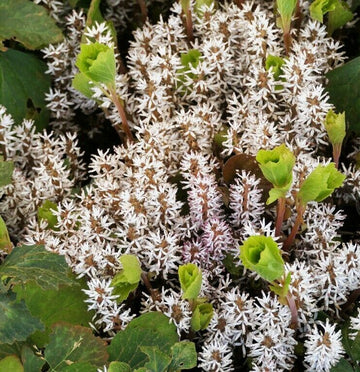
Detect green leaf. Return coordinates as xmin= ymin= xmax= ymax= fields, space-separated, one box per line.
xmin=61 ymin=362 xmax=98 ymax=372
xmin=0 ymin=355 xmax=23 ymax=372
xmin=14 ymin=280 xmax=94 ymax=347
xmin=75 ymin=43 xmax=116 ymax=86
xmin=0 ymin=244 xmax=73 ymax=290
xmin=178 ymin=263 xmax=202 ymax=300
xmin=0 ymin=0 xmax=63 ymax=49
xmin=0 ymin=291 xmax=44 ymax=344
xmin=111 ymin=255 xmax=142 ymax=303
xmin=141 ymin=346 xmax=171 ymax=372
xmin=265 ymin=55 xmax=285 ymax=80
xmin=0 ymin=343 xmax=22 ymax=359
xmin=44 ymin=324 xmax=108 ymax=371
xmin=0 ymin=159 xmax=14 ymax=187
xmin=239 ymin=235 xmax=284 ymax=282
xmin=327 ymin=57 xmax=360 ymax=134
xmin=324 ymin=109 xmax=346 ymax=145
xmin=194 ymin=0 xmax=215 ymax=16
xmin=0 ymin=216 xmax=12 ymax=254
xmin=180 ymin=50 xmax=202 ymax=70
xmin=72 ymin=73 xmax=94 ymax=99
xmin=168 ymin=342 xmax=197 ymax=371
xmin=330 ymin=358 xmax=354 ymax=372
xmin=108 ymin=362 xmax=132 ymax=372
xmin=297 ymin=163 xmax=345 ymax=205
xmin=191 ymin=303 xmax=213 ymax=332
xmin=37 ymin=200 xmax=58 ymax=230
xmin=276 ymin=0 xmax=297 ymax=32
xmin=310 ymin=0 xmax=337 ymax=22
xmin=21 ymin=346 xmax=45 ymax=372
xmin=256 ymin=144 xmax=295 ymax=189
xmin=108 ymin=312 xmax=178 ymax=369
xmin=327 ymin=1 xmax=353 ymax=35
xmin=0 ymin=49 xmax=50 ymax=131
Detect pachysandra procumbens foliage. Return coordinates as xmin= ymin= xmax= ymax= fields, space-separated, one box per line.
xmin=1 ymin=0 xmax=360 ymax=371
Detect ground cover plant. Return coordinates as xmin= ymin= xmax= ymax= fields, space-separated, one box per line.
xmin=1 ymin=0 xmax=360 ymax=371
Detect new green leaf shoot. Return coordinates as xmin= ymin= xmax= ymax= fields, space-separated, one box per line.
xmin=256 ymin=144 xmax=295 ymax=204
xmin=191 ymin=303 xmax=213 ymax=331
xmin=310 ymin=0 xmax=337 ymax=22
xmin=276 ymin=0 xmax=297 ymax=33
xmin=324 ymin=109 xmax=346 ymax=145
xmin=239 ymin=235 xmax=284 ymax=282
xmin=178 ymin=263 xmax=202 ymax=300
xmin=265 ymin=55 xmax=285 ymax=80
xmin=75 ymin=42 xmax=116 ymax=86
xmin=298 ymin=163 xmax=345 ymax=205
xmin=111 ymin=254 xmax=142 ymax=302
xmin=37 ymin=200 xmax=58 ymax=230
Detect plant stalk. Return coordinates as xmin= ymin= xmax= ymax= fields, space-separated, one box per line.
xmin=283 ymin=203 xmax=306 ymax=251
xmin=275 ymin=197 xmax=286 ymax=236
xmin=333 ymin=143 xmax=342 ymax=169
xmin=286 ymin=292 xmax=298 ymax=329
xmin=137 ymin=0 xmax=148 ymax=24
xmin=109 ymin=88 xmax=134 ymax=143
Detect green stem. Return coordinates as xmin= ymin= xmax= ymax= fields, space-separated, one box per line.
xmin=275 ymin=197 xmax=286 ymax=237
xmin=283 ymin=203 xmax=306 ymax=251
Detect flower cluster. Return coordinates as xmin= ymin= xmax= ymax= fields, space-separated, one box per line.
xmin=1 ymin=0 xmax=360 ymax=371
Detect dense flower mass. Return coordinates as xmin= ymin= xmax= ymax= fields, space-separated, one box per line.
xmin=1 ymin=0 xmax=360 ymax=370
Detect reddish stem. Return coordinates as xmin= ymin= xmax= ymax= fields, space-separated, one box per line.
xmin=283 ymin=31 xmax=292 ymax=55
xmin=283 ymin=203 xmax=306 ymax=251
xmin=332 ymin=143 xmax=342 ymax=169
xmin=286 ymin=293 xmax=298 ymax=329
xmin=275 ymin=197 xmax=286 ymax=237
xmin=184 ymin=7 xmax=194 ymax=43
xmin=109 ymin=88 xmax=134 ymax=143
xmin=137 ymin=0 xmax=148 ymax=24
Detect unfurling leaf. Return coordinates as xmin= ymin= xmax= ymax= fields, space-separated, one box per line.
xmin=310 ymin=0 xmax=337 ymax=22
xmin=324 ymin=109 xmax=346 ymax=145
xmin=111 ymin=255 xmax=142 ymax=302
xmin=239 ymin=235 xmax=284 ymax=282
xmin=265 ymin=55 xmax=285 ymax=80
xmin=276 ymin=0 xmax=297 ymax=33
xmin=178 ymin=263 xmax=202 ymax=300
xmin=191 ymin=303 xmax=213 ymax=332
xmin=297 ymin=163 xmax=345 ymax=205
xmin=75 ymin=43 xmax=116 ymax=86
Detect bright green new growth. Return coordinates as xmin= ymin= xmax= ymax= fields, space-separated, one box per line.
xmin=256 ymin=144 xmax=295 ymax=204
xmin=180 ymin=49 xmax=202 ymax=71
xmin=269 ymin=272 xmax=291 ymax=302
xmin=276 ymin=0 xmax=297 ymax=32
xmin=239 ymin=235 xmax=284 ymax=282
xmin=178 ymin=263 xmax=202 ymax=300
xmin=297 ymin=163 xmax=345 ymax=205
xmin=111 ymin=254 xmax=142 ymax=302
xmin=191 ymin=303 xmax=213 ymax=332
xmin=324 ymin=109 xmax=346 ymax=145
xmin=265 ymin=55 xmax=285 ymax=80
xmin=37 ymin=200 xmax=58 ymax=230
xmin=309 ymin=0 xmax=353 ymax=35
xmin=310 ymin=0 xmax=337 ymax=22
xmin=76 ymin=42 xmax=116 ymax=85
